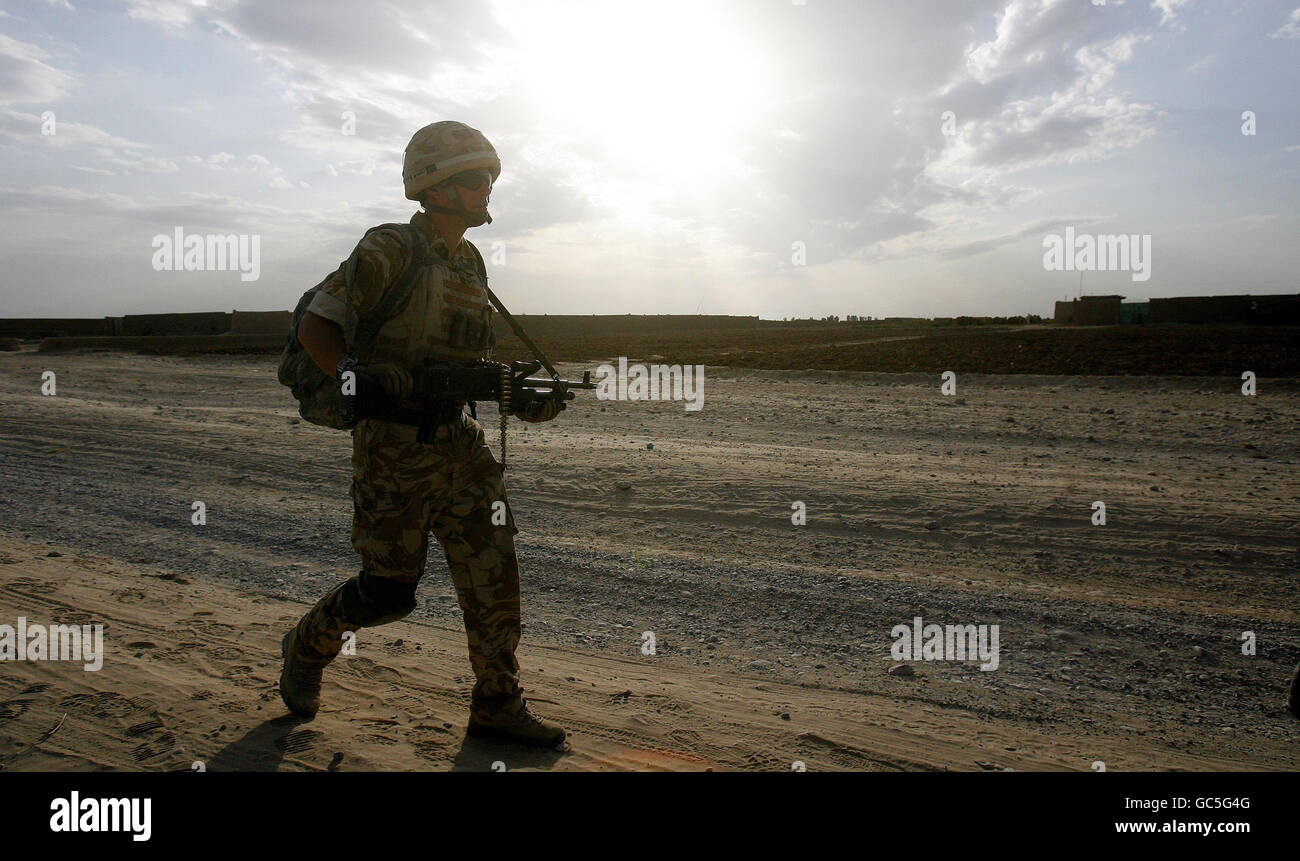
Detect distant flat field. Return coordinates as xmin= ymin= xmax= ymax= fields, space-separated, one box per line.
xmin=29 ymin=323 xmax=1299 ymax=377
xmin=493 ymin=324 xmax=1300 ymax=377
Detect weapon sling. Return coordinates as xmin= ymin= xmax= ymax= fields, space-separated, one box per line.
xmin=465 ymin=242 xmax=565 ymax=469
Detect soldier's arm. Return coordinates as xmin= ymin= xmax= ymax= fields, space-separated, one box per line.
xmin=298 ymin=311 xmax=346 ymax=379
xmin=298 ymin=228 xmax=407 ymax=379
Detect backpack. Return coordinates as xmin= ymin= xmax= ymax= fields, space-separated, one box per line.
xmin=277 ymin=221 xmax=489 ymax=429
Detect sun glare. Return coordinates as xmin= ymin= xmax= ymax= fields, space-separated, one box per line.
xmin=495 ymin=0 xmax=764 ymax=184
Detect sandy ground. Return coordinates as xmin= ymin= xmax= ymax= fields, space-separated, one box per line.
xmin=1 ymin=349 xmax=1297 ymax=771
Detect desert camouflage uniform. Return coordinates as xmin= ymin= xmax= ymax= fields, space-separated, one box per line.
xmin=289 ymin=210 xmax=524 ymax=713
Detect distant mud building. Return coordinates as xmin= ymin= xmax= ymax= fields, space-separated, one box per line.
xmin=1054 ymin=293 xmax=1298 ymax=325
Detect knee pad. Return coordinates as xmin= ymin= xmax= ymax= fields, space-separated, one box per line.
xmin=341 ymin=571 xmax=419 ymax=627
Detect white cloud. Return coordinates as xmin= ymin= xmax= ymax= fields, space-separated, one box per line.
xmin=110 ymin=155 xmax=179 ymax=173
xmin=0 ymin=33 xmax=75 ymax=105
xmin=1270 ymin=7 xmax=1300 ymax=38
xmin=186 ymin=151 xmax=237 ymax=169
xmin=0 ymin=183 xmax=342 ymax=232
xmin=124 ymin=0 xmax=204 ymax=28
xmin=0 ymin=109 xmax=177 ymax=173
xmin=325 ymin=159 xmax=377 ymax=176
xmin=0 ymin=109 xmax=135 ymax=148
xmin=69 ymin=164 xmax=115 ymax=175
xmin=936 ymin=214 xmax=1106 ymax=260
xmin=1152 ymin=0 xmax=1192 ymax=27
xmin=919 ymin=4 xmax=1163 ymax=247
xmin=183 ymin=150 xmax=294 ymax=187
xmin=930 ymin=6 xmax=1160 ymax=176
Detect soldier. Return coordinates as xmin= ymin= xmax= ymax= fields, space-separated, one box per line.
xmin=279 ymin=121 xmax=567 ymax=750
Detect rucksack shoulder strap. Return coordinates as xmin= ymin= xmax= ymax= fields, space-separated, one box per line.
xmin=343 ymin=222 xmax=429 ymax=361
xmin=465 ymin=238 xmax=488 ymax=282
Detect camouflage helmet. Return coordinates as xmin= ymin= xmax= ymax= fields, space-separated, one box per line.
xmin=402 ymin=121 xmax=501 ymax=202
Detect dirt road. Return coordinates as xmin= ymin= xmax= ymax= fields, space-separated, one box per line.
xmin=1 ymin=350 xmax=1297 ymax=770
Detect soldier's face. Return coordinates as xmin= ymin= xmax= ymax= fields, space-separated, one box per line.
xmin=432 ymin=172 xmax=492 ymax=226
xmin=455 ymin=183 xmax=490 ymax=226
xmin=456 ymin=180 xmax=490 ymax=210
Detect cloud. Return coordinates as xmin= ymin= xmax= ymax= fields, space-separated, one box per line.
xmin=935 ymin=6 xmax=1159 ymax=171
xmin=494 ymin=172 xmax=596 ymax=234
xmin=1270 ymin=7 xmax=1300 ymax=38
xmin=1152 ymin=0 xmax=1192 ymax=27
xmin=937 ymin=214 xmax=1107 ymax=260
xmin=69 ymin=164 xmax=115 ymax=175
xmin=110 ymin=155 xmax=179 ymax=173
xmin=186 ymin=151 xmax=236 ymax=169
xmin=182 ymin=150 xmax=299 ymax=187
xmin=325 ymin=159 xmax=379 ymax=177
xmin=634 ymin=0 xmax=1169 ymax=264
xmin=0 ymin=183 xmax=356 ymax=236
xmin=759 ymin=0 xmax=1166 ymax=266
xmin=0 ymin=109 xmax=133 ymax=147
xmin=0 ymin=33 xmax=75 ymax=105
xmin=124 ymin=0 xmax=201 ymax=28
xmin=0 ymin=109 xmax=178 ymax=172
xmin=122 ymin=0 xmax=516 ymax=208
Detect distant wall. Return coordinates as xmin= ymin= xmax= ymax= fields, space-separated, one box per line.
xmin=5 ymin=312 xmax=759 ymax=342
xmin=0 ymin=318 xmax=114 ymax=338
xmin=117 ymin=312 xmax=232 ymax=336
xmin=1055 ymin=297 xmax=1122 ymax=325
xmin=1 ymin=310 xmax=296 ymax=340
xmin=1149 ymin=294 xmax=1299 ymax=324
xmin=492 ymin=314 xmax=759 ymax=339
xmin=39 ymin=334 xmax=282 ymax=354
xmin=230 ymin=310 xmax=291 ymax=334
xmin=1119 ymin=302 xmax=1149 ymax=325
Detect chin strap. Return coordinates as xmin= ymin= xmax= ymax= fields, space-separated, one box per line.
xmin=423 ymin=203 xmax=491 ymax=225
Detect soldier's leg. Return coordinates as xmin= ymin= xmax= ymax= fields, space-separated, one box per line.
xmin=289 ymin=420 xmax=438 ymax=666
xmin=430 ymin=416 xmax=522 ymax=713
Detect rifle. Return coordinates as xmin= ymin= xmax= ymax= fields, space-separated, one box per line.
xmin=409 ymin=358 xmax=595 ymax=414
xmin=412 ymin=359 xmax=595 ymax=463
xmin=342 ymin=358 xmax=595 ymax=464
xmin=344 ymin=261 xmax=596 ymax=464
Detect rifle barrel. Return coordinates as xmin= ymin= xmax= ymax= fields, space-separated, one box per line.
xmin=520 ymin=377 xmax=598 ymax=390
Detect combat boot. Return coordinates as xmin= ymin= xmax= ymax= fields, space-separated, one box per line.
xmin=279 ymin=629 xmax=324 ymax=718
xmin=467 ymin=699 xmax=568 ymax=750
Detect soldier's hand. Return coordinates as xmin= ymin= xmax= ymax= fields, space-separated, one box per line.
xmin=518 ymin=397 xmax=565 ymax=423
xmin=365 ymin=362 xmax=414 ymax=404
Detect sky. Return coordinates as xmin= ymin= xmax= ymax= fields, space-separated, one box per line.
xmin=0 ymin=0 xmax=1297 ymax=320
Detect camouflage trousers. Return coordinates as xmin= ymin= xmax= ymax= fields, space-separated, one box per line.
xmin=290 ymin=411 xmax=523 ymax=712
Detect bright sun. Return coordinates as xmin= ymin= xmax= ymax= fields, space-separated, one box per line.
xmin=496 ymin=0 xmax=764 ymax=185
